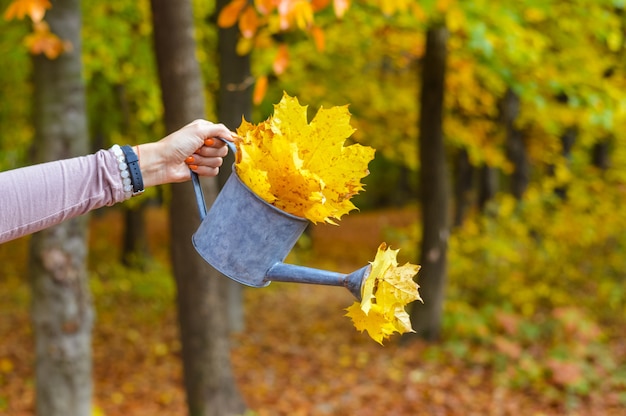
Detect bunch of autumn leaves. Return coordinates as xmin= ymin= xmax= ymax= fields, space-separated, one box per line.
xmin=234 ymin=93 xmax=422 ymax=344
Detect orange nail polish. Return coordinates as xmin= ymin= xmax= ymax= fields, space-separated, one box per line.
xmin=190 ymin=164 xmax=198 ymax=171
xmin=204 ymin=138 xmax=215 ymax=146
xmin=185 ymin=156 xmax=195 ymax=164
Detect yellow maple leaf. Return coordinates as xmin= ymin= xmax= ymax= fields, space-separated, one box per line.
xmin=345 ymin=303 xmax=398 ymax=345
xmin=235 ymin=92 xmax=375 ymax=224
xmin=392 ymin=306 xmax=414 ymax=334
xmin=346 ymin=243 xmax=421 ymax=344
xmin=376 ymin=261 xmax=422 ymax=315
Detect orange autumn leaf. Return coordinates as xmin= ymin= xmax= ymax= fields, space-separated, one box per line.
xmin=25 ymin=20 xmax=68 ymax=59
xmin=234 ymin=92 xmax=375 ymax=224
xmin=310 ymin=25 xmax=325 ymax=52
xmin=4 ymin=0 xmax=50 ymax=23
xmin=255 ymin=0 xmax=276 ymax=15
xmin=311 ymin=0 xmax=331 ymax=12
xmin=239 ymin=5 xmax=260 ymax=39
xmin=252 ymin=75 xmax=268 ymax=105
xmin=272 ymin=43 xmax=289 ymax=75
xmin=217 ymin=0 xmax=247 ymax=28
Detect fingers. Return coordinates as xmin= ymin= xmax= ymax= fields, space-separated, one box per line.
xmin=176 ymin=119 xmax=237 ymax=178
xmin=188 ymin=165 xmax=221 ymax=177
xmin=185 ymin=152 xmax=224 ymax=169
xmin=184 ymin=136 xmax=228 ymax=176
xmin=185 ymin=154 xmax=224 ymax=171
xmin=196 ymin=141 xmax=228 ymax=157
xmin=189 ymin=120 xmax=234 ymax=144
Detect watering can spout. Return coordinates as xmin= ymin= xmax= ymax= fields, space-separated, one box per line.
xmin=266 ymin=263 xmax=370 ymax=301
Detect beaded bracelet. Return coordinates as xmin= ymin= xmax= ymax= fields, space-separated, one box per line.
xmin=110 ymin=144 xmax=134 ymax=199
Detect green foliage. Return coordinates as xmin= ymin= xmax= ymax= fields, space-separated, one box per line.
xmin=0 ymin=7 xmax=32 ymax=170
xmin=82 ymin=0 xmax=163 ymax=145
xmin=194 ymin=0 xmax=220 ymax=119
xmin=272 ymin=5 xmax=422 ymax=171
xmin=251 ymin=0 xmax=626 ymax=214
xmin=449 ymin=177 xmax=626 ymax=323
xmin=255 ymin=4 xmax=425 ymax=206
xmin=90 ymin=261 xmax=175 ymax=319
xmin=1 ymin=0 xmax=223 ymax=175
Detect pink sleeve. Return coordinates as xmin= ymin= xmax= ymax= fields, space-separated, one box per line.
xmin=0 ymin=149 xmax=129 ymax=243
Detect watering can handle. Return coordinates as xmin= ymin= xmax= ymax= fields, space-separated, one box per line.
xmin=190 ymin=137 xmax=237 ymax=221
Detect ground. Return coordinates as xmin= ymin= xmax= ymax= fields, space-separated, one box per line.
xmin=0 ymin=206 xmax=623 ymax=415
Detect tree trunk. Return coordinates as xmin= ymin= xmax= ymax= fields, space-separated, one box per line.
xmin=216 ymin=0 xmax=253 ymax=333
xmin=552 ymin=127 xmax=577 ymax=199
xmin=501 ymin=88 xmax=528 ymax=199
xmin=408 ymin=25 xmax=450 ymax=342
xmin=478 ymin=164 xmax=497 ymax=211
xmin=453 ymin=148 xmax=472 ymax=227
xmin=121 ymin=205 xmax=149 ymax=269
xmin=592 ymin=138 xmax=610 ymax=170
xmin=216 ymin=0 xmax=252 ymax=170
xmin=150 ymin=0 xmax=246 ymax=415
xmin=116 ymin=83 xmax=150 ymax=269
xmin=29 ymin=1 xmax=94 ymax=415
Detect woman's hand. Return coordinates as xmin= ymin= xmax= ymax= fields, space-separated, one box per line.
xmin=137 ymin=119 xmax=234 ymax=187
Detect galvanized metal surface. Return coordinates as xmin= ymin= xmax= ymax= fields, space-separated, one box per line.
xmin=192 ymin=168 xmax=308 ymax=288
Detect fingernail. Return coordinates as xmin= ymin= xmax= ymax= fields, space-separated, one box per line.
xmin=189 ymin=164 xmax=198 ymax=171
xmin=185 ymin=156 xmax=195 ymax=164
xmin=204 ymin=138 xmax=215 ymax=146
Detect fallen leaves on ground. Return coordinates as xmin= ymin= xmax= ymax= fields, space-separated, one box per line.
xmin=0 ymin=207 xmax=624 ymax=415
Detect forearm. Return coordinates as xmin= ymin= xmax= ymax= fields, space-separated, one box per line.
xmin=0 ymin=149 xmax=126 ymax=243
xmin=0 ymin=120 xmax=232 ymax=244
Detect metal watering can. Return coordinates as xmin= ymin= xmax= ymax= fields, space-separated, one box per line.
xmin=189 ymin=140 xmax=370 ymax=300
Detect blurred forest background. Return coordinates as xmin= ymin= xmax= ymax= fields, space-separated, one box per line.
xmin=1 ymin=0 xmax=625 ymax=415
